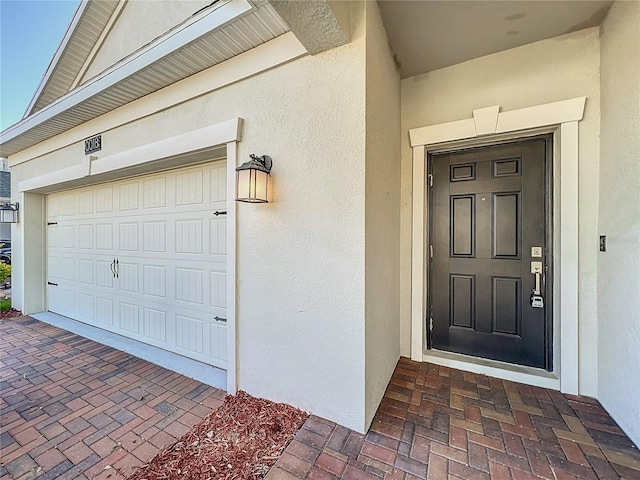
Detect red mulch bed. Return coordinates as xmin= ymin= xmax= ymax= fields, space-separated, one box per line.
xmin=127 ymin=391 xmax=309 ymax=480
xmin=0 ymin=308 xmax=22 ymax=320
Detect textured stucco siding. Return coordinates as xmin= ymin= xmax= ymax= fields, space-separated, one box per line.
xmin=10 ymin=2 xmax=370 ymax=432
xmin=364 ymin=1 xmax=401 ymax=429
xmin=400 ymin=28 xmax=602 ymax=397
xmin=597 ymin=0 xmax=640 ymax=447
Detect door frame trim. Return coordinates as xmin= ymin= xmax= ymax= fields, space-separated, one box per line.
xmin=409 ymin=98 xmax=586 ymax=394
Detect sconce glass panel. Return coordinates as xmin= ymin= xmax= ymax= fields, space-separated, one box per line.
xmin=236 ymin=155 xmax=271 ymax=203
xmin=0 ymin=203 xmax=19 ymax=224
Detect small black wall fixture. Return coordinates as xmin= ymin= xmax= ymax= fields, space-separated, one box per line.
xmin=0 ymin=202 xmax=19 ymax=224
xmin=236 ymin=154 xmax=272 ymax=203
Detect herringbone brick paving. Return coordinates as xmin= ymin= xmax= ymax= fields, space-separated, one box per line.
xmin=267 ymin=358 xmax=640 ymax=480
xmin=0 ymin=316 xmax=224 ymax=479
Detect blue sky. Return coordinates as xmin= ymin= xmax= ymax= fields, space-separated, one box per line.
xmin=1 ymin=0 xmax=80 ymax=131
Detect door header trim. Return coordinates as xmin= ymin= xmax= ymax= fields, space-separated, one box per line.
xmin=19 ymin=118 xmax=243 ymax=193
xmin=409 ymin=97 xmax=586 ymax=147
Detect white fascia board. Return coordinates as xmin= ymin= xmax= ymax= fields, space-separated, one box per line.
xmin=3 ymin=0 xmax=252 ymax=144
xmin=24 ymin=0 xmax=89 ymax=118
xmin=9 ymin=32 xmax=306 ymax=167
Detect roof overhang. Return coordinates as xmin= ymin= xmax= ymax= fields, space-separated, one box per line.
xmin=25 ymin=0 xmax=121 ymax=116
xmin=0 ymin=0 xmax=289 ymax=157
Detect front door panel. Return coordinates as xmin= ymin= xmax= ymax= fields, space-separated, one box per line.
xmin=430 ymin=138 xmax=551 ymax=369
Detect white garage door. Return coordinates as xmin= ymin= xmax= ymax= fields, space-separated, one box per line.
xmin=46 ymin=161 xmax=228 ymax=370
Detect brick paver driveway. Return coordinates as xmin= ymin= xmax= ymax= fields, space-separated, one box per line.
xmin=0 ymin=316 xmax=224 ymax=480
xmin=3 ymin=317 xmax=640 ymax=480
xmin=268 ymin=358 xmax=640 ymax=480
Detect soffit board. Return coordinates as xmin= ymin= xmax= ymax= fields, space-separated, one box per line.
xmin=27 ymin=0 xmax=121 ymax=115
xmin=378 ymin=0 xmax=613 ymax=79
xmin=1 ymin=1 xmax=289 ymax=157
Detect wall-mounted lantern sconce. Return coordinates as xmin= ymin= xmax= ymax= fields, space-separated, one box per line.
xmin=0 ymin=202 xmax=19 ymax=224
xmin=236 ymin=154 xmax=272 ymax=203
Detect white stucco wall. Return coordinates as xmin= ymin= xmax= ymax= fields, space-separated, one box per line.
xmin=400 ymin=28 xmax=601 ymax=396
xmin=81 ymin=0 xmax=211 ymax=82
xmin=364 ymin=1 xmax=401 ymax=428
xmin=597 ymin=0 xmax=640 ymax=446
xmin=10 ymin=2 xmax=372 ymax=432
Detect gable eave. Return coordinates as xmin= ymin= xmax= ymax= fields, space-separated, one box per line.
xmin=0 ymin=0 xmax=291 ymax=158
xmin=25 ymin=0 xmax=122 ymax=117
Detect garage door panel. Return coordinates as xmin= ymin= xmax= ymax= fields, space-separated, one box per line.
xmin=48 ymin=196 xmax=60 ymax=219
xmin=95 ymin=187 xmax=114 ymax=213
xmin=143 ymin=221 xmax=166 ymax=252
xmin=48 ymin=255 xmax=61 ymax=281
xmin=176 ymin=171 xmax=204 ymax=206
xmin=142 ymin=265 xmax=166 ymax=297
xmin=76 ymin=191 xmax=94 ymax=215
xmin=118 ymin=262 xmax=139 ymax=292
xmin=176 ymin=314 xmax=205 ymax=354
xmin=78 ymin=224 xmax=94 ymax=249
xmin=47 ymin=161 xmax=227 ymax=369
xmin=50 ymin=288 xmax=75 ymax=318
xmin=48 ymin=225 xmax=60 ymax=248
xmin=96 ymin=298 xmax=114 ymax=325
xmin=210 ymin=165 xmax=226 ymax=202
xmin=120 ymin=302 xmax=141 ymax=334
xmin=210 ymin=219 xmax=226 ymax=255
xmin=176 ymin=219 xmax=203 ymax=254
xmin=60 ymin=193 xmax=74 ymax=216
xmin=143 ymin=177 xmax=166 ymax=209
xmin=119 ymin=182 xmax=139 ymax=211
xmin=119 ymin=223 xmax=140 ymax=251
xmin=210 ymin=271 xmax=226 ymax=308
xmin=143 ymin=307 xmax=167 ymax=343
xmin=78 ymin=293 xmax=94 ymax=321
xmin=175 ymin=268 xmax=203 ymax=305
xmin=96 ymin=224 xmax=114 ymax=250
xmin=61 ymin=258 xmax=75 ymax=281
xmin=211 ymin=323 xmax=227 ymax=360
xmin=96 ymin=260 xmax=115 ymax=288
xmin=78 ymin=259 xmax=94 ymax=285
xmin=59 ymin=225 xmax=74 ymax=248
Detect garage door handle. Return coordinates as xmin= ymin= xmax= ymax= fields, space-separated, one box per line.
xmin=115 ymin=259 xmax=119 ymax=278
xmin=213 ymin=210 xmax=227 ymax=216
xmin=214 ymin=316 xmax=227 ymax=323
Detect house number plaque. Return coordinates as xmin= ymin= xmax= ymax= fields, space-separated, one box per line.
xmin=84 ymin=135 xmax=102 ymax=155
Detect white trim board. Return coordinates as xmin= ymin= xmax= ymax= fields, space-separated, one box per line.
xmin=18 ymin=118 xmax=242 ymax=193
xmin=409 ymin=97 xmax=586 ymax=394
xmin=8 ymin=32 xmax=306 ymax=166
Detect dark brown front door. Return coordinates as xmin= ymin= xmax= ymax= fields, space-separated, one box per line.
xmin=429 ymin=138 xmax=552 ymax=369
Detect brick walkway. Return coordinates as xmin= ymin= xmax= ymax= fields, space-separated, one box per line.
xmin=267 ymin=358 xmax=640 ymax=480
xmin=0 ymin=316 xmax=224 ymax=480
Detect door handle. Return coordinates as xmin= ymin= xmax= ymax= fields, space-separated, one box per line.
xmin=110 ymin=259 xmax=116 ymax=278
xmin=531 ymin=261 xmax=544 ymax=308
xmin=115 ymin=259 xmax=119 ymax=278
